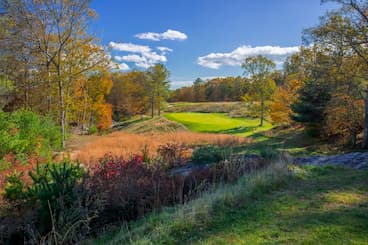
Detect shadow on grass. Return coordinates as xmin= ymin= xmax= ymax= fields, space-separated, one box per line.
xmin=230 ymin=127 xmax=343 ymax=157
xmin=209 ymin=126 xmax=261 ymax=135
xmin=113 ymin=117 xmax=150 ymax=130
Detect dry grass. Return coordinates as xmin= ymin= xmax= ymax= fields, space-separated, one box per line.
xmin=74 ymin=131 xmax=251 ymax=165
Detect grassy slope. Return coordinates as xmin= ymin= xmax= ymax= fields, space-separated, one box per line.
xmin=164 ymin=112 xmax=273 ymax=137
xmin=96 ymin=165 xmax=368 ymax=245
xmin=194 ymin=166 xmax=368 ymax=244
xmin=118 ymin=117 xmax=188 ymax=134
xmin=233 ymin=126 xmax=347 ymax=157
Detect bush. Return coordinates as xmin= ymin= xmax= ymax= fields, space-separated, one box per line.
xmin=2 ymin=160 xmax=101 ymax=244
xmin=88 ymin=125 xmax=98 ymax=135
xmin=157 ymin=143 xmax=189 ymax=168
xmin=191 ymin=146 xmax=231 ymax=165
xmin=0 ymin=110 xmax=61 ymax=159
xmin=90 ymin=154 xmax=175 ymax=223
xmin=0 ymin=157 xmax=11 ymax=171
xmin=4 ymin=171 xmax=25 ymax=201
xmin=259 ymin=147 xmax=279 ymax=160
xmin=27 ymin=161 xmax=85 ymax=228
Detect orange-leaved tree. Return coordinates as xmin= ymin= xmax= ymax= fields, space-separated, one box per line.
xmin=270 ymin=78 xmax=303 ymax=125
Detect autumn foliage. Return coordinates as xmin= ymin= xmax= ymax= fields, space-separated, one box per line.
xmin=324 ymin=92 xmax=364 ymax=144
xmin=270 ymin=79 xmax=303 ymax=125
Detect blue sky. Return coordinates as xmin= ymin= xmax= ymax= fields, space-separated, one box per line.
xmin=90 ymin=0 xmax=337 ymax=89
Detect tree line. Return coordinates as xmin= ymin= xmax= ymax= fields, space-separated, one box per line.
xmin=107 ymin=64 xmax=170 ymax=121
xmin=168 ymin=77 xmax=248 ymax=102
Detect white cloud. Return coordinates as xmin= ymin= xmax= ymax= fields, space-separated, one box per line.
xmin=135 ymin=51 xmax=167 ymax=69
xmin=135 ymin=29 xmax=187 ymax=41
xmin=142 ymin=51 xmax=167 ymax=63
xmin=111 ymin=41 xmax=170 ymax=69
xmin=157 ymin=46 xmax=173 ymax=54
xmin=118 ymin=63 xmax=130 ymax=71
xmin=198 ymin=45 xmax=299 ymax=69
xmin=114 ymin=52 xmax=167 ymax=69
xmin=115 ymin=54 xmax=145 ymax=63
xmin=109 ymin=41 xmax=151 ymax=53
xmin=170 ymin=80 xmax=193 ymax=89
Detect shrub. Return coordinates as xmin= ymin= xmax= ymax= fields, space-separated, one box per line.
xmin=259 ymin=147 xmax=279 ymax=160
xmin=27 ymin=160 xmax=88 ymax=235
xmin=2 ymin=160 xmax=102 ymax=244
xmin=191 ymin=146 xmax=231 ymax=165
xmin=208 ymin=156 xmax=268 ymax=183
xmin=0 ymin=157 xmax=11 ymax=171
xmin=90 ymin=154 xmax=175 ymax=223
xmin=157 ymin=143 xmax=189 ymax=168
xmin=0 ymin=110 xmax=61 ymax=159
xmin=4 ymin=171 xmax=25 ymax=201
xmin=88 ymin=125 xmax=98 ymax=135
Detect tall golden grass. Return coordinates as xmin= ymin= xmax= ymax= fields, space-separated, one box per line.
xmin=75 ymin=131 xmax=251 ymax=164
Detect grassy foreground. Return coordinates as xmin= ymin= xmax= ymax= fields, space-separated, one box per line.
xmin=94 ymin=164 xmax=368 ymax=244
xmin=164 ymin=112 xmax=273 ymax=137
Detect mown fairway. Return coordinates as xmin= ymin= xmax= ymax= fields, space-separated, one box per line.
xmin=164 ymin=112 xmax=273 ymax=137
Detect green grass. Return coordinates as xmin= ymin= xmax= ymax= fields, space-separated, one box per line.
xmin=164 ymin=112 xmax=273 ymax=137
xmin=95 ymin=164 xmax=368 ymax=244
xmin=192 ymin=166 xmax=368 ymax=244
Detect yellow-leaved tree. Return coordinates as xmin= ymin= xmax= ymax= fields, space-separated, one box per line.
xmin=270 ymin=78 xmax=303 ymax=125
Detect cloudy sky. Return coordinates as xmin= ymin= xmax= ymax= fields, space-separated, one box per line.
xmin=90 ymin=0 xmax=337 ymax=89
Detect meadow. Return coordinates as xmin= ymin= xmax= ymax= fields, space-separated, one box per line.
xmin=75 ymin=131 xmax=250 ymax=164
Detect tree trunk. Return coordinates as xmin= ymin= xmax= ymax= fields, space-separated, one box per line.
xmin=81 ymin=85 xmax=88 ymax=130
xmin=151 ymin=95 xmax=154 ymax=118
xmin=23 ymin=67 xmax=29 ymax=108
xmin=47 ymin=63 xmax=52 ymax=114
xmin=352 ymin=131 xmax=357 ymax=147
xmin=260 ymin=100 xmax=264 ymax=126
xmin=158 ymin=89 xmax=161 ymax=116
xmin=57 ymin=64 xmax=65 ymax=148
xmin=362 ymin=89 xmax=368 ymax=148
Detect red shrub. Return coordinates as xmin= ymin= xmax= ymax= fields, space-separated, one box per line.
xmin=89 ymin=154 xmax=176 ymax=224
xmin=88 ymin=153 xmax=268 ymax=228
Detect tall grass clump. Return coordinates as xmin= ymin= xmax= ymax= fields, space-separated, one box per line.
xmin=76 ymin=131 xmax=250 ymax=164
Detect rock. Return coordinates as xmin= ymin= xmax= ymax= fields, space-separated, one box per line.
xmin=294 ymin=152 xmax=368 ymax=170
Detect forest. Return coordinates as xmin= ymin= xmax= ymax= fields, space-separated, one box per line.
xmin=1 ymin=0 xmax=368 ymax=244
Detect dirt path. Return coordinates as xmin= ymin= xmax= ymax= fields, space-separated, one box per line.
xmin=294 ymin=152 xmax=368 ymax=169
